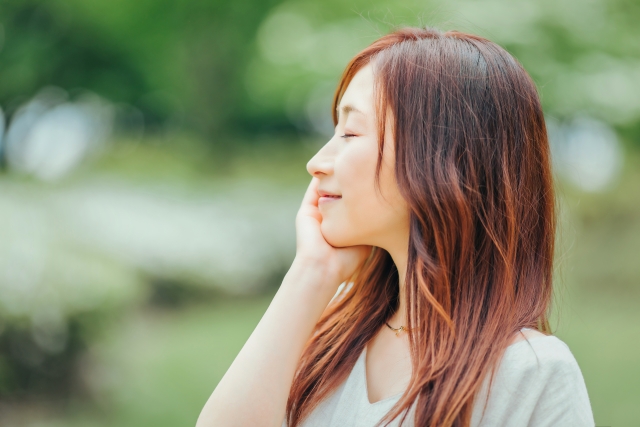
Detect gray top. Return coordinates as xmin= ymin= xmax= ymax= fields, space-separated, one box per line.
xmin=283 ymin=331 xmax=594 ymax=427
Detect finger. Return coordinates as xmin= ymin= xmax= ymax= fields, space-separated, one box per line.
xmin=301 ymin=177 xmax=320 ymax=208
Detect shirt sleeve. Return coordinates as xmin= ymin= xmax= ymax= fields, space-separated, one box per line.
xmin=471 ymin=336 xmax=595 ymax=427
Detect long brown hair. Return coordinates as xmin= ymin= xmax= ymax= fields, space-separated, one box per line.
xmin=286 ymin=26 xmax=555 ymax=427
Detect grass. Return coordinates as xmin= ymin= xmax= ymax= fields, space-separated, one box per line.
xmin=40 ymin=288 xmax=639 ymax=427
xmin=553 ymin=291 xmax=640 ymax=426
xmin=44 ymin=295 xmax=275 ymax=427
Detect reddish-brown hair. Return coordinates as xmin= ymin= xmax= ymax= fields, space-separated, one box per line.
xmin=286 ymin=27 xmax=555 ymax=427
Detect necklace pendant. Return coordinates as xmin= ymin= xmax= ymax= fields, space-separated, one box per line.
xmin=385 ymin=321 xmax=410 ymax=336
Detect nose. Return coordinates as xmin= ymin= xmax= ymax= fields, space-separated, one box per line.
xmin=306 ymin=140 xmax=335 ymax=178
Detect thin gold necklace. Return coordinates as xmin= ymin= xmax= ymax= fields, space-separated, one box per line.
xmin=384 ymin=321 xmax=412 ymax=336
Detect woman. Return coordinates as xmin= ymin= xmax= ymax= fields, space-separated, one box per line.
xmin=196 ymin=27 xmax=594 ymax=427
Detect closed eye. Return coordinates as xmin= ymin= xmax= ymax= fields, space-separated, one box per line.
xmin=341 ymin=134 xmax=357 ymax=139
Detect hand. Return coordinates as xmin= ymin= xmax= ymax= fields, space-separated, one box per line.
xmin=294 ymin=177 xmax=373 ymax=286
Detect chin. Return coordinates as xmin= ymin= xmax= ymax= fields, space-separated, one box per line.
xmin=320 ymin=221 xmax=358 ymax=248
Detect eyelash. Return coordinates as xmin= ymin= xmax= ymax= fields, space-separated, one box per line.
xmin=341 ymin=134 xmax=356 ymax=139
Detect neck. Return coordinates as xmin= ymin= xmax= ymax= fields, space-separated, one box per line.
xmin=384 ymin=240 xmax=409 ymax=328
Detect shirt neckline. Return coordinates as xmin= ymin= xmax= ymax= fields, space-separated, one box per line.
xmin=357 ymin=328 xmax=553 ymax=406
xmin=360 ymin=346 xmax=405 ymax=406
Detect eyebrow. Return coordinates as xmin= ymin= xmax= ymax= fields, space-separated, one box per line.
xmin=336 ymin=104 xmax=364 ymax=119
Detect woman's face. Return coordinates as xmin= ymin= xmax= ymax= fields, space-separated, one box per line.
xmin=306 ymin=63 xmax=410 ymax=252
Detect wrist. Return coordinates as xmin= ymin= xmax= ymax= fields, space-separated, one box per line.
xmin=291 ymin=254 xmax=330 ymax=275
xmin=285 ymin=257 xmax=341 ymax=300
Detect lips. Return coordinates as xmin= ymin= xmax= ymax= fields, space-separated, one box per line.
xmin=318 ymin=189 xmax=341 ymax=205
xmin=318 ymin=189 xmax=341 ymax=198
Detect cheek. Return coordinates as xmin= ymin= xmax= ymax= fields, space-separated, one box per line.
xmin=320 ymin=142 xmax=381 ymax=246
xmin=321 ymin=143 xmax=409 ymax=248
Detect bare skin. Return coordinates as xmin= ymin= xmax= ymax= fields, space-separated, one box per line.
xmin=195 ymin=179 xmax=372 ymax=427
xmin=306 ymin=63 xmax=414 ymax=405
xmin=195 ymin=63 xmax=547 ymax=425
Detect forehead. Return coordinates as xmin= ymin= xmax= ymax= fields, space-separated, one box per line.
xmin=337 ymin=63 xmax=375 ymax=117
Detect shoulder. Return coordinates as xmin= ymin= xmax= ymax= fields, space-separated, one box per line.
xmin=499 ymin=333 xmax=589 ymax=399
xmin=501 ymin=332 xmax=581 ymax=378
xmin=471 ymin=333 xmax=595 ymax=427
xmin=508 ymin=327 xmax=547 ymax=345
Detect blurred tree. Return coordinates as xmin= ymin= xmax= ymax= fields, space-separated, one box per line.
xmin=1 ymin=0 xmax=639 ymax=143
xmin=0 ymin=1 xmax=149 ymax=116
xmin=0 ymin=0 xmax=285 ymax=140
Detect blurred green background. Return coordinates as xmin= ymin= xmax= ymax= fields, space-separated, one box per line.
xmin=0 ymin=0 xmax=638 ymax=426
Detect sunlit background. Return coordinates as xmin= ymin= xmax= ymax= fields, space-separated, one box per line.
xmin=0 ymin=0 xmax=638 ymax=426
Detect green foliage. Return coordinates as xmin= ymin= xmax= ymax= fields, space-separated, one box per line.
xmin=0 ymin=0 xmax=149 ymax=114
xmin=0 ymin=0 xmax=283 ymax=136
xmin=2 ymin=0 xmax=639 ymax=143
